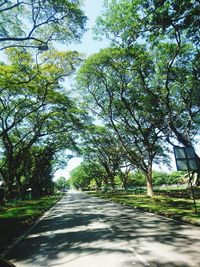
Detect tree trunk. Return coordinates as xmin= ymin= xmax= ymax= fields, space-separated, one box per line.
xmin=145 ymin=164 xmax=154 ymax=197
xmin=110 ymin=175 xmax=115 ymax=192
xmin=102 ymin=177 xmax=109 ymax=192
xmin=146 ymin=178 xmax=154 ymax=197
xmin=0 ymin=188 xmax=5 ymax=205
xmin=4 ymin=181 xmax=14 ymax=201
xmin=122 ymin=179 xmax=128 ymax=193
xmin=94 ymin=178 xmax=102 ymax=190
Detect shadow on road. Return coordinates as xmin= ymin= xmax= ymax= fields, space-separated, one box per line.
xmin=5 ymin=193 xmax=200 ymax=267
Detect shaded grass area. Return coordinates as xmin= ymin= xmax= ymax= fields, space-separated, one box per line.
xmin=87 ymin=191 xmax=200 ymax=226
xmin=0 ymin=194 xmax=63 ymax=254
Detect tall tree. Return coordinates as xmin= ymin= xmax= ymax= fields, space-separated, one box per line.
xmin=69 ymin=164 xmax=91 ymax=190
xmin=0 ymin=48 xmax=84 ymax=199
xmin=117 ymin=161 xmax=134 ymax=192
xmin=77 ymin=47 xmax=169 ymax=196
xmin=81 ymin=125 xmax=124 ymax=191
xmin=80 ymin=160 xmax=107 ymax=190
xmin=94 ymin=0 xmax=200 ymax=169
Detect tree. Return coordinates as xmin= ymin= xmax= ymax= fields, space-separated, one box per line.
xmin=80 ymin=160 xmax=107 ymax=190
xmin=117 ymin=162 xmax=134 ymax=192
xmin=77 ymin=47 xmax=169 ymax=196
xmin=152 ymin=171 xmax=170 ymax=187
xmin=94 ymin=0 xmax=200 ymax=151
xmin=167 ymin=171 xmax=186 ymax=185
xmin=95 ymin=0 xmax=199 ymax=46
xmin=0 ymin=0 xmax=87 ymax=50
xmin=0 ymin=48 xmax=84 ymax=199
xmin=69 ymin=164 xmax=91 ymax=190
xmin=29 ymin=145 xmax=54 ymax=198
xmin=128 ymin=171 xmax=146 ymax=188
xmin=55 ymin=176 xmax=69 ymax=191
xmin=0 ymin=0 xmax=88 ymax=200
xmin=80 ymin=125 xmax=125 ymax=191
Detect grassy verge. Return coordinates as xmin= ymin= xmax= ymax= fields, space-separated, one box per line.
xmin=87 ymin=191 xmax=200 ymax=226
xmin=0 ymin=194 xmax=63 ymax=254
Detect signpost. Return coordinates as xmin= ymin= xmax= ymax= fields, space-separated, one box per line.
xmin=173 ymin=146 xmax=198 ymax=213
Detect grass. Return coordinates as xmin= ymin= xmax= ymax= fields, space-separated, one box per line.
xmin=87 ymin=191 xmax=200 ymax=226
xmin=0 ymin=194 xmax=63 ymax=254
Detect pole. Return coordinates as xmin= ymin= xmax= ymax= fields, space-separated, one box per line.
xmin=189 ymin=171 xmax=197 ymax=213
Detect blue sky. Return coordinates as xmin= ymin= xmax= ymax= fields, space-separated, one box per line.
xmin=58 ymin=0 xmax=108 ymax=56
xmin=70 ymin=0 xmax=108 ymax=55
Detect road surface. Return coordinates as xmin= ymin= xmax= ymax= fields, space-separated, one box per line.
xmin=4 ymin=192 xmax=200 ymax=267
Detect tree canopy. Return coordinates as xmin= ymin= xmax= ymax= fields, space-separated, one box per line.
xmin=0 ymin=0 xmax=199 ymax=200
xmin=0 ymin=48 xmax=85 ymax=199
xmin=0 ymin=0 xmax=87 ymax=50
xmin=75 ymin=0 xmax=200 ymax=195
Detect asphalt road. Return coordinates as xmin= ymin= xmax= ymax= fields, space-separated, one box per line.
xmin=4 ymin=191 xmax=200 ymax=267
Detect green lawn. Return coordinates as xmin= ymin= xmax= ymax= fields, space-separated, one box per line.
xmin=87 ymin=191 xmax=200 ymax=226
xmin=0 ymin=194 xmax=63 ymax=254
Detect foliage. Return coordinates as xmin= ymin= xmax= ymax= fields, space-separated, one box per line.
xmin=128 ymin=171 xmax=146 ymax=187
xmin=75 ymin=0 xmax=200 ymax=196
xmin=152 ymin=170 xmax=185 ymax=187
xmin=77 ymin=46 xmax=171 ymax=196
xmin=0 ymin=0 xmax=87 ymax=50
xmin=80 ymin=125 xmax=129 ymax=190
xmin=1 ymin=0 xmax=199 ymax=201
xmin=81 ymin=160 xmax=107 ymax=190
xmin=117 ymin=170 xmax=184 ymax=188
xmin=94 ymin=0 xmax=200 ymax=150
xmin=68 ymin=164 xmax=91 ymax=190
xmin=0 ymin=0 xmax=87 ymax=201
xmin=0 ymin=48 xmax=84 ymax=200
xmin=117 ymin=163 xmax=134 ymax=191
xmin=95 ymin=0 xmax=199 ymax=46
xmin=55 ymin=176 xmax=70 ymax=191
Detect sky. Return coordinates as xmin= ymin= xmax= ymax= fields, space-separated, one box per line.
xmin=67 ymin=0 xmax=108 ymax=55
xmin=53 ymin=0 xmax=107 ymax=180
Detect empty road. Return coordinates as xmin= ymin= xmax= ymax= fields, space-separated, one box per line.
xmin=4 ymin=192 xmax=200 ymax=267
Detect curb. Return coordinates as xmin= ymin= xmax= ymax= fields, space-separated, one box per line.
xmin=0 ymin=196 xmax=63 ymax=259
xmin=87 ymin=193 xmax=200 ymax=228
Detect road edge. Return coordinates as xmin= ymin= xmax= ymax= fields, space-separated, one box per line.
xmin=0 ymin=194 xmax=65 ymax=259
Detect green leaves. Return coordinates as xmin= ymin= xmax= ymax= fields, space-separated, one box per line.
xmin=0 ymin=48 xmax=85 ymax=199
xmin=0 ymin=0 xmax=87 ymax=50
xmin=95 ymin=0 xmax=200 ymax=47
xmin=95 ymin=0 xmax=142 ymax=45
xmin=69 ymin=164 xmax=91 ymax=190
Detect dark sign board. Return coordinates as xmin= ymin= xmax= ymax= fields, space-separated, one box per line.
xmin=173 ymin=146 xmax=198 ymax=171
